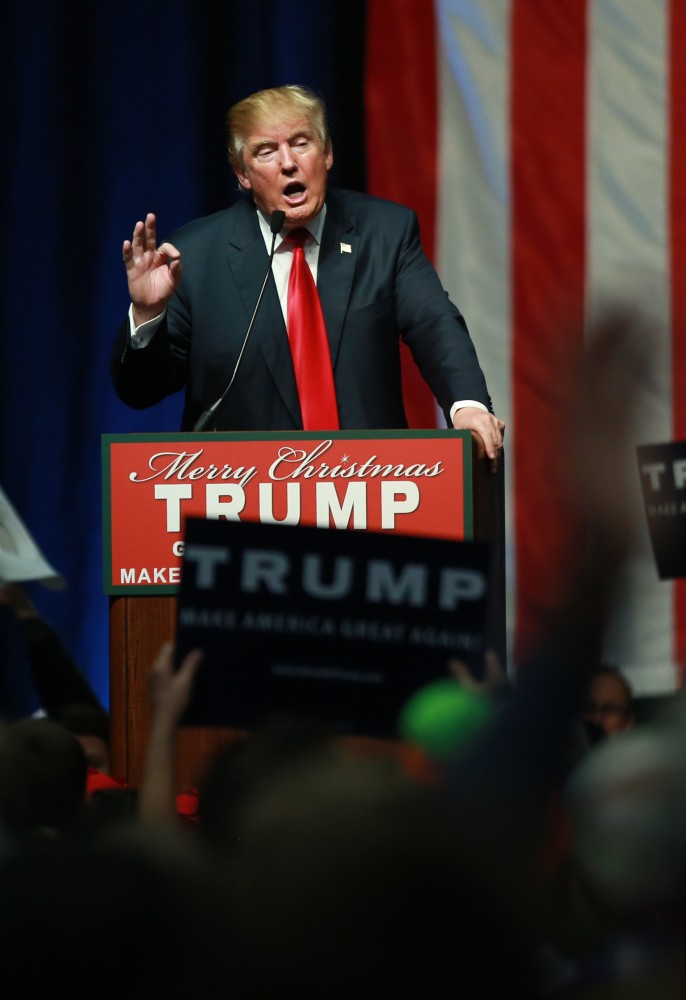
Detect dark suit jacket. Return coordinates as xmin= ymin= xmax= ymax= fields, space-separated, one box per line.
xmin=111 ymin=188 xmax=492 ymax=430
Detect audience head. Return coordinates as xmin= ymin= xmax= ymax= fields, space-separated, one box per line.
xmin=0 ymin=717 xmax=86 ymax=842
xmin=225 ymin=747 xmax=536 ymax=999
xmin=566 ymin=711 xmax=686 ymax=915
xmin=0 ymin=830 xmax=229 ymax=999
xmin=197 ymin=715 xmax=335 ymax=855
xmin=51 ymin=702 xmax=111 ymax=774
xmin=582 ymin=665 xmax=634 ymax=739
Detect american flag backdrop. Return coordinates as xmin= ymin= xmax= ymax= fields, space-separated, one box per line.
xmin=365 ymin=0 xmax=686 ymax=694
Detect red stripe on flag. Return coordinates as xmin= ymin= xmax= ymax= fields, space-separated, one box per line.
xmin=365 ymin=0 xmax=440 ymax=428
xmin=669 ymin=0 xmax=686 ymax=676
xmin=511 ymin=0 xmax=588 ymax=659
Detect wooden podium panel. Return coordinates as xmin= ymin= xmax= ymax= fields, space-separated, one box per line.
xmin=107 ymin=435 xmax=504 ymax=787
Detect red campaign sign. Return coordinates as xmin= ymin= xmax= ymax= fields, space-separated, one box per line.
xmin=102 ymin=431 xmax=473 ymax=594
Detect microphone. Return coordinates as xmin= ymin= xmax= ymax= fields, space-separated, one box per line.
xmin=193 ymin=209 xmax=286 ymax=432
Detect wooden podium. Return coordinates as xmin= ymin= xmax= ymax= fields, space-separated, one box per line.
xmin=104 ymin=431 xmax=504 ymax=787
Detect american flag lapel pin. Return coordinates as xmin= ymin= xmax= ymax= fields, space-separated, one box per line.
xmin=340 ymin=242 xmax=352 ymax=254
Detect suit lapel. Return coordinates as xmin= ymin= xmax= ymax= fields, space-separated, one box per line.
xmin=317 ymin=192 xmax=357 ymax=369
xmin=225 ymin=201 xmax=301 ymax=425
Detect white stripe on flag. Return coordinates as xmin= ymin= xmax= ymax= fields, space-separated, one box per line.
xmin=435 ymin=0 xmax=516 ymax=662
xmin=587 ymin=0 xmax=677 ymax=692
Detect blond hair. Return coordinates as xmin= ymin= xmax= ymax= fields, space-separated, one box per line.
xmin=227 ymin=85 xmax=330 ymax=171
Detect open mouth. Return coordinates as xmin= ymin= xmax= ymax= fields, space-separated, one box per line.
xmin=283 ymin=181 xmax=307 ymax=203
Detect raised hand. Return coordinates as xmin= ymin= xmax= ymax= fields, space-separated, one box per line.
xmin=122 ymin=212 xmax=182 ymax=326
xmin=138 ymin=642 xmax=203 ymax=826
xmin=147 ymin=641 xmax=202 ymax=730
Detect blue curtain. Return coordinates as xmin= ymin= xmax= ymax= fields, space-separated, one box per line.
xmin=1 ymin=0 xmax=366 ymax=706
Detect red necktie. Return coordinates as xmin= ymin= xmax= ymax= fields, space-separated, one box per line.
xmin=286 ymin=228 xmax=339 ymax=430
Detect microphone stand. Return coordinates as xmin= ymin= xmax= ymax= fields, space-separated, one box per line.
xmin=193 ymin=209 xmax=286 ymax=432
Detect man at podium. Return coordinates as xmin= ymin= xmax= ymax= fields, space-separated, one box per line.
xmin=111 ymin=84 xmax=504 ymax=460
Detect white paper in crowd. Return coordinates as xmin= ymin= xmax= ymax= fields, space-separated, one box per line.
xmin=0 ymin=485 xmax=65 ymax=590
